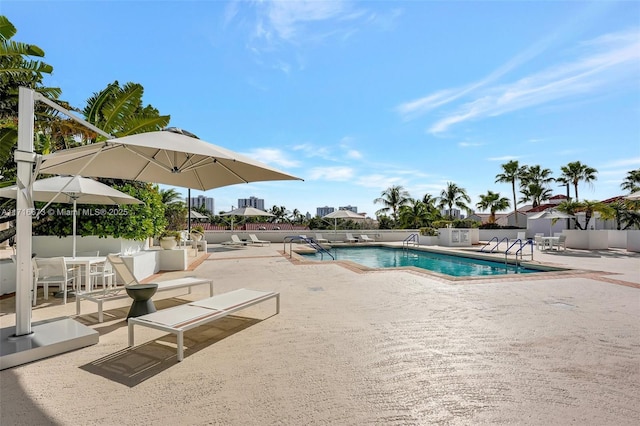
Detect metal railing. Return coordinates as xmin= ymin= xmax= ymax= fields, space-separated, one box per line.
xmin=402 ymin=233 xmax=419 ymax=250
xmin=283 ymin=235 xmax=334 ymax=260
xmin=481 ymin=237 xmax=510 ymax=253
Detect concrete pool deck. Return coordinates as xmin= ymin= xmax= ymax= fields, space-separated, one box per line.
xmin=1 ymin=243 xmax=639 ymax=425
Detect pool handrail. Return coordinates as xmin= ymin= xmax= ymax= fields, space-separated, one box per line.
xmin=481 ymin=236 xmax=510 ymax=253
xmin=402 ymin=233 xmax=419 ymax=250
xmin=283 ymin=235 xmax=335 ymax=260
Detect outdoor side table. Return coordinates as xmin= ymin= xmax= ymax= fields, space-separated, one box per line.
xmin=125 ymin=283 xmax=158 ymax=319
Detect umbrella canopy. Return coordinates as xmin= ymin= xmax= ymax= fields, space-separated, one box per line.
xmin=39 ymin=130 xmax=303 ymax=191
xmin=529 ymin=209 xmax=574 ymax=236
xmin=0 ymin=175 xmax=142 ymax=257
xmin=322 ymin=209 xmax=365 ymax=220
xmin=625 ymin=191 xmax=640 ymax=200
xmin=528 ymin=209 xmax=574 ymax=220
xmin=189 ymin=210 xmax=208 ymax=220
xmin=220 ymin=206 xmax=275 ymax=217
xmin=220 ymin=206 xmax=274 ymax=230
xmin=322 ymin=209 xmax=365 ymax=234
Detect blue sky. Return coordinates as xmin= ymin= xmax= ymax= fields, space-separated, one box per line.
xmin=4 ymin=1 xmax=640 ymax=217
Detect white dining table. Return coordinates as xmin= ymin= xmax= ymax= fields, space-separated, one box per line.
xmin=64 ymin=256 xmax=107 ymax=292
xmin=540 ymin=237 xmax=559 ymax=250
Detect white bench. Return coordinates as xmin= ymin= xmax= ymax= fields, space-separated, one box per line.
xmin=128 ymin=288 xmax=280 ymax=361
xmin=76 ymin=277 xmax=214 ymax=323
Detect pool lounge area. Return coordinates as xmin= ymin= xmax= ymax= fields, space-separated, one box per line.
xmin=1 ymin=242 xmax=639 ymax=425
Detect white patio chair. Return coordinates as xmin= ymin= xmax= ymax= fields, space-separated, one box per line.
xmin=33 ymin=257 xmax=76 ymax=304
xmin=360 ymin=235 xmax=374 ymax=243
xmin=249 ymin=234 xmax=271 ymax=246
xmin=553 ymin=235 xmax=567 ymax=251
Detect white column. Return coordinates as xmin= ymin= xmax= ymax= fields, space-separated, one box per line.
xmin=15 ymin=87 xmax=36 ymax=336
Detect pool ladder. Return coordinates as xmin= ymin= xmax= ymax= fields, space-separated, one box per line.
xmin=402 ymin=233 xmax=419 ymax=251
xmin=504 ymin=239 xmax=534 ymax=270
xmin=283 ymin=235 xmax=335 ymax=260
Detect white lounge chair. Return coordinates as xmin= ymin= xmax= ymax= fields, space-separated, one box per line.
xmin=315 ymin=233 xmax=328 ymax=243
xmin=249 ymin=234 xmax=270 ymax=246
xmin=222 ymin=235 xmax=247 ymax=247
xmin=128 ymin=288 xmax=279 ymax=361
xmin=345 ymin=233 xmax=358 ymax=243
xmin=360 ymin=234 xmax=374 ymax=243
xmin=75 ymin=254 xmax=213 ymax=322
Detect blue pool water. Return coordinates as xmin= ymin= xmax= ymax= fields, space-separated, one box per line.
xmin=300 ymin=246 xmax=542 ymax=277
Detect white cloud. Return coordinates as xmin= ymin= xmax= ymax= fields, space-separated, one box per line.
xmin=599 ymin=157 xmax=640 ymax=169
xmin=426 ymin=29 xmax=640 ymax=134
xmin=243 ymin=148 xmax=301 ymax=168
xmin=487 ymin=155 xmax=520 ymax=162
xmin=308 ymin=166 xmax=354 ymax=181
xmin=355 ymin=174 xmax=405 ymax=189
xmin=458 ymin=141 xmax=484 ymax=148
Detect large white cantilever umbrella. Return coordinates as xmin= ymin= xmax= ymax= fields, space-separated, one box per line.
xmin=38 ymin=129 xmax=302 ymax=190
xmin=0 ymin=175 xmax=142 ymax=258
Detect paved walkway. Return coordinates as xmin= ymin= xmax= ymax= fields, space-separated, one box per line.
xmin=1 ymin=243 xmax=639 ymax=425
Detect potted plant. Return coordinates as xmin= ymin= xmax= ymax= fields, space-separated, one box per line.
xmin=159 ymin=230 xmax=181 ymax=250
xmin=190 ymin=225 xmax=204 ymax=242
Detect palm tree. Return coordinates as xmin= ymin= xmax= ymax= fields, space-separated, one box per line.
xmin=159 ymin=188 xmax=187 ymax=231
xmin=519 ymin=182 xmax=553 ymax=208
xmin=398 ymin=199 xmax=431 ymax=229
xmin=559 ymin=161 xmax=598 ymax=201
xmin=438 ymin=182 xmax=471 ymax=220
xmin=556 ymin=199 xmax=612 ymax=230
xmin=476 ymin=191 xmax=510 ymax=224
xmin=374 ymin=185 xmax=410 ymax=223
xmin=82 ymin=81 xmax=170 ymax=141
xmin=621 ymin=169 xmax=640 ymax=193
xmin=495 ymin=160 xmax=525 ymax=226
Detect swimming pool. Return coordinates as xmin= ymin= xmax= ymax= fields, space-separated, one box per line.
xmin=299 ymin=246 xmax=543 ymax=277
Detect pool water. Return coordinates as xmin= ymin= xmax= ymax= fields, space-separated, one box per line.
xmin=300 ymin=246 xmax=541 ymax=277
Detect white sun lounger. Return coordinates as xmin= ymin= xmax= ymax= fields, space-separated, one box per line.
xmin=360 ymin=234 xmax=374 ymax=243
xmin=75 ymin=254 xmax=213 ymax=323
xmin=222 ymin=234 xmax=247 ymax=247
xmin=249 ymin=234 xmax=271 ymax=246
xmin=128 ymin=288 xmax=280 ymax=361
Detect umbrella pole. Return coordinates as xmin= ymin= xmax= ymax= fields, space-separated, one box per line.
xmin=72 ymin=198 xmax=77 ymax=258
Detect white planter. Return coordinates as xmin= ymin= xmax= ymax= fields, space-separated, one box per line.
xmin=418 ymin=235 xmax=438 ymax=245
xmin=160 ymin=237 xmax=178 ymax=250
xmin=190 ymin=232 xmax=202 ymax=242
xmin=564 ymin=230 xmax=609 ymax=250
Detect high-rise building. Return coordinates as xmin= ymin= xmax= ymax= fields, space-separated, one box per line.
xmin=238 ymin=196 xmax=265 ymax=211
xmin=339 ymin=205 xmax=358 ymax=213
xmin=189 ymin=195 xmax=215 ymax=214
xmin=317 ymin=206 xmax=335 ymax=217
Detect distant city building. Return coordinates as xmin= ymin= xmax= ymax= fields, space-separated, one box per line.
xmin=317 ymin=206 xmax=335 ymax=217
xmin=339 ymin=205 xmax=358 ymax=213
xmin=189 ymin=195 xmax=214 ymax=214
xmin=441 ymin=208 xmax=462 ymax=219
xmin=237 ymin=196 xmax=265 ymax=211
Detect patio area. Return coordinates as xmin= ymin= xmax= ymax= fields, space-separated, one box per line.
xmin=1 ymin=243 xmax=639 ymax=425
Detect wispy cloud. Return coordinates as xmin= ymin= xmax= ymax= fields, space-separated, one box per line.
xmin=424 ymin=29 xmax=640 ymax=134
xmin=355 ymin=174 xmax=405 ymax=189
xmin=243 ymin=148 xmax=301 ymax=168
xmin=487 ymin=155 xmax=521 ymax=162
xmin=396 ymin=29 xmax=640 ymax=134
xmin=396 ymin=34 xmax=553 ymax=121
xmin=308 ymin=166 xmax=354 ymax=181
xmin=458 ymin=141 xmax=485 ymax=148
xmin=600 ymin=157 xmax=640 ymax=169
